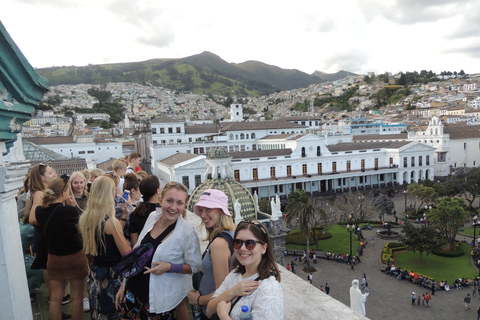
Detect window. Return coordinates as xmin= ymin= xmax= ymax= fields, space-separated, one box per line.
xmin=403 ymin=157 xmax=408 ymax=168
xmin=270 ymin=167 xmax=276 ymax=178
xmin=182 ymin=176 xmax=189 ymax=189
xmin=240 ymin=133 xmax=245 ymax=139
xmin=87 ymin=150 xmax=94 ymax=154
xmin=153 ymin=140 xmax=157 ymax=144
xmin=152 ymin=128 xmax=157 ymax=134
xmin=252 ymin=144 xmax=257 ymax=151
xmin=234 ymin=170 xmax=240 ymax=181
xmin=374 ymin=158 xmax=378 ymax=169
xmin=464 ymin=142 xmax=467 ymax=150
xmin=302 ymin=164 xmax=307 ymax=175
xmin=176 ymin=127 xmax=181 ymax=133
xmin=419 ymin=156 xmax=422 ymax=166
xmin=195 ymin=175 xmax=201 ymax=187
xmin=241 ymin=145 xmax=246 ymax=151
xmin=168 ymin=127 xmax=173 ymax=133
xmin=160 ymin=128 xmax=165 ymax=134
xmin=426 ymin=155 xmax=430 ymax=165
xmin=301 ymin=147 xmax=306 ymax=157
xmin=79 ymin=151 xmax=85 ymax=154
xmin=317 ymin=163 xmax=322 ymax=174
xmin=317 ymin=146 xmax=321 ymax=156
xmin=389 ymin=157 xmax=393 ymax=165
xmin=437 ymin=152 xmax=447 ymax=162
xmin=287 ymin=165 xmax=292 ymax=177
xmin=347 ymin=160 xmax=351 ymax=171
xmin=251 ymin=133 xmax=256 ymax=139
xmin=253 ymin=168 xmax=258 ymax=180
xmin=411 ymin=156 xmax=415 ymax=167
xmin=361 ymin=159 xmax=365 ymax=170
xmin=332 ymin=162 xmax=337 ymax=173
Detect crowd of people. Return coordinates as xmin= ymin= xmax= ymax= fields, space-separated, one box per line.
xmin=17 ymin=153 xmax=284 ymax=320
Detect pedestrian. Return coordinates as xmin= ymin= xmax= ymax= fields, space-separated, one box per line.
xmin=319 ymin=285 xmax=324 ymax=292
xmin=286 ymin=264 xmax=291 ymax=272
xmin=290 ymin=260 xmax=295 ymax=273
xmin=362 ymin=273 xmax=366 ymax=290
xmin=464 ymin=293 xmax=471 ymax=310
xmin=477 ymin=307 xmax=480 ymax=320
xmin=431 ymin=280 xmax=435 ymax=295
xmin=411 ymin=292 xmax=416 ymax=306
xmin=294 ymin=255 xmax=298 ymax=265
xmin=425 ymin=292 xmax=431 ymax=308
xmin=371 ymin=236 xmax=375 ymax=246
xmin=325 ymin=283 xmax=330 ymax=295
xmin=364 ymin=282 xmax=369 ymax=292
xmin=473 ymin=285 xmax=477 ymax=297
xmin=313 ymin=254 xmax=317 ymax=264
xmin=308 ymin=273 xmax=313 ymax=284
xmin=350 ymin=262 xmax=355 ymax=270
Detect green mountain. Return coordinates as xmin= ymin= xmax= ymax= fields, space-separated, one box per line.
xmin=36 ymin=51 xmax=357 ymax=97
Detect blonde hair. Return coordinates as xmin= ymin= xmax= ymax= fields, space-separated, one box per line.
xmin=112 ymin=159 xmax=127 ymax=171
xmin=80 ymin=168 xmax=91 ymax=181
xmin=89 ymin=168 xmax=104 ymax=180
xmin=204 ymin=213 xmax=236 ymax=242
xmin=135 ymin=170 xmax=148 ymax=180
xmin=66 ymin=171 xmax=89 ymax=213
xmin=79 ymin=176 xmax=120 ymax=256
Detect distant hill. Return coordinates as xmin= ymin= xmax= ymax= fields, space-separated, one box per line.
xmin=36 ymin=51 xmax=357 ymax=97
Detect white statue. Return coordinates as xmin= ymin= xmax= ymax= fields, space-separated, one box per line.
xmin=270 ymin=197 xmax=278 ymax=221
xmin=350 ymin=279 xmax=368 ymax=316
xmin=253 ymin=191 xmax=259 ymax=211
xmin=234 ymin=199 xmax=242 ymax=224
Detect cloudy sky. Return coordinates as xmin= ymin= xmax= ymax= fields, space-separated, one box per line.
xmin=2 ymin=0 xmax=479 ymax=75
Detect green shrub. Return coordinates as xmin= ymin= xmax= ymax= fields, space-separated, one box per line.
xmin=433 ymin=242 xmax=465 ymax=257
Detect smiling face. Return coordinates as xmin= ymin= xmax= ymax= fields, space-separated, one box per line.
xmin=161 ymin=188 xmax=187 ymax=223
xmin=71 ymin=176 xmax=86 ymax=196
xmin=234 ymin=228 xmax=267 ymax=272
xmin=196 ymin=206 xmax=223 ymax=229
xmin=42 ymin=166 xmax=57 ymax=186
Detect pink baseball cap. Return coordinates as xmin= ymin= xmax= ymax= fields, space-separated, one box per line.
xmin=194 ymin=189 xmax=232 ymax=216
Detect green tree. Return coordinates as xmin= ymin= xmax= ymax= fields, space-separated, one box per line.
xmin=427 ymin=197 xmax=469 ymax=251
xmin=448 ymin=167 xmax=480 ymax=210
xmin=285 ymin=190 xmax=325 ymax=263
xmin=399 ymin=221 xmax=443 ymax=262
xmin=374 ymin=195 xmax=395 ymax=221
xmin=406 ymin=183 xmax=437 ymax=213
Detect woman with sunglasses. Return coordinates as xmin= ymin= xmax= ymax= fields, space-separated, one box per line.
xmin=206 ymin=220 xmax=283 ymax=319
xmin=187 ymin=189 xmax=236 ymax=319
xmin=35 ymin=178 xmax=88 ymax=320
xmin=116 ymin=182 xmax=202 ymax=320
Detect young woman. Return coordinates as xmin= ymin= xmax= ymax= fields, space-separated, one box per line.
xmin=27 ymin=163 xmax=57 ymax=226
xmin=187 ymin=189 xmax=236 ymax=319
xmin=120 ymin=173 xmax=142 ymax=242
xmin=206 ymin=220 xmax=284 ymax=320
xmin=79 ymin=176 xmax=131 ymax=320
xmin=66 ymin=171 xmax=89 ymax=215
xmin=35 ymin=178 xmax=88 ymax=320
xmin=116 ymin=181 xmax=202 ymax=320
xmin=128 ymin=175 xmax=161 ymax=247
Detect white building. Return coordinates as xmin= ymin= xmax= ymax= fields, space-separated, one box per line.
xmin=24 ymin=136 xmax=123 ymax=164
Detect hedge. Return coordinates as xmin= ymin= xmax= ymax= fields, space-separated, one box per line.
xmin=285 ymin=229 xmax=332 ymax=245
xmin=433 ymin=242 xmax=465 ymax=257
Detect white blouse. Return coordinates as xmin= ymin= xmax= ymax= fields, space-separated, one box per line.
xmin=212 ymin=272 xmax=284 ymax=319
xmin=133 ymin=211 xmax=202 ymax=313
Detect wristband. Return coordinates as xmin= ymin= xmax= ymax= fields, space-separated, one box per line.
xmin=197 ymin=295 xmax=201 ymax=306
xmin=169 ymin=263 xmax=183 ymax=273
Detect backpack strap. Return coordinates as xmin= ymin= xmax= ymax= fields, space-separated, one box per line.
xmin=203 ymin=231 xmax=234 ymax=258
xmin=229 ymin=276 xmax=261 ymax=315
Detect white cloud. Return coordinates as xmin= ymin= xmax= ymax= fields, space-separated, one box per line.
xmin=2 ymin=0 xmax=479 ymax=75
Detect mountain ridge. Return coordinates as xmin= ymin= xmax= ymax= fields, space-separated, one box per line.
xmin=36 ymin=51 xmax=357 ymax=97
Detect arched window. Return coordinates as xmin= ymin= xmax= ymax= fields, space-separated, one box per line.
xmin=302 ymin=147 xmax=306 ymax=157
xmin=435 ymin=128 xmax=438 ymax=135
xmin=229 ymin=134 xmax=234 ymax=140
xmin=235 ymin=134 xmax=239 ymax=140
xmin=240 ymin=133 xmax=245 ymax=139
xmin=317 ymin=146 xmax=321 ymax=156
xmin=251 ymin=133 xmax=256 ymax=139
xmin=246 ymin=134 xmax=249 ymax=139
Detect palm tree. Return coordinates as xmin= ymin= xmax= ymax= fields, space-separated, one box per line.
xmin=285 ymin=189 xmax=323 ymax=268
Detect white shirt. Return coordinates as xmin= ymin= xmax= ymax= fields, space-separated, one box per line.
xmin=212 ymin=272 xmax=284 ymax=320
xmin=133 ymin=211 xmax=202 ymax=313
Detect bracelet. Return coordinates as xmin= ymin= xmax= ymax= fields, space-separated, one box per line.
xmin=197 ymin=295 xmax=201 ymax=306
xmin=120 ymin=218 xmax=127 ymax=222
xmin=169 ymin=263 xmax=183 ymax=273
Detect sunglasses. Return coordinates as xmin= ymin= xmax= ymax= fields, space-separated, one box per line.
xmin=233 ymin=239 xmax=263 ymax=250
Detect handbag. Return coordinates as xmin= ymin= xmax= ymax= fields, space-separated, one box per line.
xmin=118 ymin=243 xmax=155 ymax=278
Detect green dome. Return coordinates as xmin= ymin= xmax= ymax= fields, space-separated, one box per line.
xmin=207 ymin=146 xmax=230 ymax=159
xmin=187 ymin=178 xmax=257 ymax=220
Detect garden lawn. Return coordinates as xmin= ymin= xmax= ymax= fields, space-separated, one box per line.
xmin=394 ymin=243 xmax=477 ymax=283
xmin=285 ymin=225 xmax=361 ymax=254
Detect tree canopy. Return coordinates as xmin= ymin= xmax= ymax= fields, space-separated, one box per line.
xmin=406 ymin=183 xmax=437 ymax=213
xmin=399 ymin=221 xmax=443 ymax=262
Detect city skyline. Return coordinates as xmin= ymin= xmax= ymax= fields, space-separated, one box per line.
xmin=2 ymin=0 xmax=480 ymax=76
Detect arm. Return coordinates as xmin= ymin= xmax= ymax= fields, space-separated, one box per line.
xmin=105 ymin=217 xmax=131 ymax=255
xmin=29 ymin=191 xmax=43 ymax=226
xmin=189 ymin=237 xmax=232 ymax=307
xmin=130 ymin=233 xmax=139 ymax=247
xmin=206 ymin=279 xmax=259 ymax=318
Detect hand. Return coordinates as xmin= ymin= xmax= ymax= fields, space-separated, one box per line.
xmin=188 ymin=290 xmax=200 ymax=306
xmin=65 ymin=195 xmax=76 ymax=207
xmin=119 ymin=202 xmax=128 ymax=213
xmin=230 ymin=280 xmax=259 ymax=297
xmin=144 ymin=261 xmax=170 ymax=275
xmin=115 ymin=285 xmax=125 ymax=310
xmin=217 ymin=300 xmax=232 ymax=319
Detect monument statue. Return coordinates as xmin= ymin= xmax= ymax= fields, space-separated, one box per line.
xmin=350 ymin=279 xmax=368 ymax=316
xmin=234 ymin=199 xmax=243 ymax=224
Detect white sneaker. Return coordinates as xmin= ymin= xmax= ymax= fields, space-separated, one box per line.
xmin=83 ymin=298 xmax=90 ymax=312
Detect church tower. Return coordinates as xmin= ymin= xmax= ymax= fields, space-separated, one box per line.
xmin=230 ymin=104 xmax=243 ymax=122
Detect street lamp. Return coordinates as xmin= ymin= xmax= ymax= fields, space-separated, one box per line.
xmin=473 ymin=215 xmax=478 ymax=248
xmin=346 ymin=224 xmax=356 ymax=259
